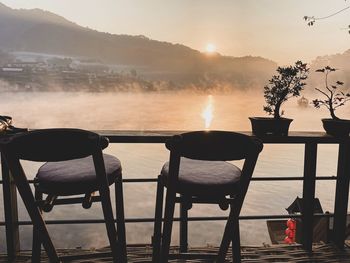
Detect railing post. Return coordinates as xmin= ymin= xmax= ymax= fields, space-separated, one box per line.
xmin=301 ymin=142 xmax=317 ymax=252
xmin=1 ymin=152 xmax=20 ymax=259
xmin=179 ymin=195 xmax=188 ymax=253
xmin=333 ymin=141 xmax=350 ymax=248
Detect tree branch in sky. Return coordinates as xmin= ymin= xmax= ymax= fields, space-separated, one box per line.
xmin=304 ymin=1 xmax=350 ymax=33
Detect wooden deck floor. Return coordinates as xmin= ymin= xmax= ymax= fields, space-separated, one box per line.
xmin=2 ymin=243 xmax=350 ymax=262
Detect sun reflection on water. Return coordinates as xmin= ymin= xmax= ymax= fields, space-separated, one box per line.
xmin=201 ymin=95 xmax=214 ymax=129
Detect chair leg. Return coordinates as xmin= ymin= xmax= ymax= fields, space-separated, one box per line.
xmin=217 ymin=205 xmax=240 ymax=263
xmin=99 ymin=184 xmax=119 ymax=263
xmin=152 ymin=175 xmax=164 ymax=263
xmin=32 ymin=189 xmax=43 ymax=263
xmin=231 ymin=217 xmax=241 ymax=263
xmin=159 ymin=186 xmax=177 ymax=263
xmin=94 ymin=151 xmax=119 ymax=263
xmin=115 ymin=176 xmax=127 ymax=263
xmin=7 ymin=162 xmax=59 ymax=262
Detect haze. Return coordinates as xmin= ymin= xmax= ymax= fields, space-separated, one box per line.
xmin=1 ymin=0 xmax=349 ymax=65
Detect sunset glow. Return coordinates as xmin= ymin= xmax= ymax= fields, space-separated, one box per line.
xmin=201 ymin=95 xmax=214 ymax=129
xmin=205 ymin=43 xmax=216 ymax=53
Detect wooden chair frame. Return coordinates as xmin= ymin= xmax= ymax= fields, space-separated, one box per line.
xmin=152 ymin=131 xmax=263 ymax=263
xmin=0 ymin=129 xmax=127 ymax=263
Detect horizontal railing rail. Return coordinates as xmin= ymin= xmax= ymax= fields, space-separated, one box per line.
xmin=0 ymin=213 xmax=335 ymax=226
xmin=0 ymin=175 xmax=339 ymax=184
xmin=0 ymin=175 xmax=337 ymax=226
xmin=1 ymin=130 xmax=350 ymax=260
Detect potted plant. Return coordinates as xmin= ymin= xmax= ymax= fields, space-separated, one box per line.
xmin=250 ymin=61 xmax=309 ymax=136
xmin=312 ymin=66 xmax=350 ymax=137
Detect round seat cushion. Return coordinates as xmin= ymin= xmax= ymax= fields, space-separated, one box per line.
xmin=36 ymin=154 xmax=122 ymax=196
xmin=160 ymin=158 xmax=241 ymax=197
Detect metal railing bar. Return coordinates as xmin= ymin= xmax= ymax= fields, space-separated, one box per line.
xmin=36 ymin=196 xmax=101 ymax=206
xmin=0 ymin=176 xmax=337 ymax=185
xmin=123 ymin=178 xmax=157 ymax=183
xmin=251 ymin=176 xmax=336 ymax=181
xmin=0 ymin=213 xmax=334 ymax=226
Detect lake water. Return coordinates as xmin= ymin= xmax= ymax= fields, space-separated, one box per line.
xmin=0 ymin=91 xmax=349 ymax=251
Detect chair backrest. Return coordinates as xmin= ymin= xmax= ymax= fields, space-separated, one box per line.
xmin=0 ymin=129 xmax=112 ymax=262
xmin=0 ymin=128 xmax=108 ymax=162
xmin=165 ymin=130 xmax=263 ymax=161
xmin=165 ymin=131 xmax=263 ymax=213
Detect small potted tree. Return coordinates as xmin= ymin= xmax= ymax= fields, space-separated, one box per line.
xmin=250 ymin=61 xmax=309 ymax=136
xmin=312 ymin=66 xmax=350 ymax=137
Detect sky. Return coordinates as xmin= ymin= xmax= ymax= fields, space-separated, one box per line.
xmin=1 ymin=0 xmax=349 ymax=65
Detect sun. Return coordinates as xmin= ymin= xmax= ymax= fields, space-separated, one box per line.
xmin=205 ymin=43 xmax=216 ymax=53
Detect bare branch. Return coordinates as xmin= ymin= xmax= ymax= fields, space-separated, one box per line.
xmin=311 ymin=5 xmax=350 ymax=21
xmin=304 ymin=3 xmax=350 ymax=33
xmin=315 ymin=88 xmax=331 ymax=99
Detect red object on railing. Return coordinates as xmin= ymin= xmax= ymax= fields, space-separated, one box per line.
xmin=284 ymin=219 xmax=296 ymax=244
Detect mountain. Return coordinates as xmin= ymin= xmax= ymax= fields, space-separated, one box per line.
xmin=0 ymin=2 xmax=277 ymax=88
xmin=309 ymin=50 xmax=350 ymax=89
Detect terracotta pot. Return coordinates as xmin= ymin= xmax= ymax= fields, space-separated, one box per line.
xmin=322 ymin=118 xmax=350 ymax=137
xmin=249 ymin=117 xmax=293 ymax=136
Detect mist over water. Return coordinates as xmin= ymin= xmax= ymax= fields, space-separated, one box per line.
xmin=0 ymin=91 xmax=349 ymax=251
xmin=2 ymin=90 xmax=347 ymax=131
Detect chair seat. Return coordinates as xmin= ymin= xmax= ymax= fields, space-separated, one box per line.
xmin=160 ymin=158 xmax=241 ymax=197
xmin=36 ymin=154 xmax=122 ymax=196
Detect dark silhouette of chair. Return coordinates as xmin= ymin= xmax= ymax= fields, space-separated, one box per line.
xmin=1 ymin=129 xmax=127 ymax=263
xmin=152 ymin=131 xmax=263 ymax=263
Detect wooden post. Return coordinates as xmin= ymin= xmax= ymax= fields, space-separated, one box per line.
xmin=1 ymin=153 xmax=20 ymax=259
xmin=301 ymin=142 xmax=317 ymax=252
xmin=333 ymin=141 xmax=350 ymax=248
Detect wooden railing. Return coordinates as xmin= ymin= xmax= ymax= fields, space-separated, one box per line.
xmin=1 ymin=130 xmax=350 ymax=259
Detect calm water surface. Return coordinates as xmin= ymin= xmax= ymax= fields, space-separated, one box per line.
xmin=0 ymin=91 xmax=349 ymax=250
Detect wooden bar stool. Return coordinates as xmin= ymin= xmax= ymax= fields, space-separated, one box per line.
xmin=152 ymin=131 xmax=263 ymax=263
xmin=1 ymin=129 xmax=127 ymax=263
